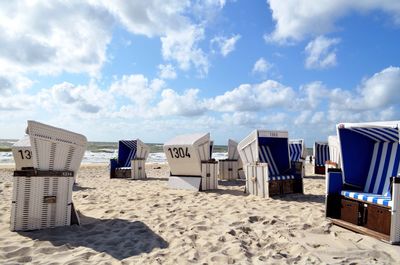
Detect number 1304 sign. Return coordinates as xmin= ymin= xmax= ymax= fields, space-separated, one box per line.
xmin=167 ymin=147 xmax=191 ymax=158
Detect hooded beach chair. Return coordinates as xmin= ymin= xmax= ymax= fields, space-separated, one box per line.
xmin=10 ymin=120 xmax=87 ymax=231
xmin=238 ymin=130 xmax=304 ymax=198
xmin=163 ymin=133 xmax=217 ymax=191
xmin=289 ymin=139 xmax=306 ymax=179
xmin=109 ymin=139 xmax=149 ymax=179
xmin=325 ymin=121 xmax=400 ymax=244
xmin=327 ymin=135 xmax=341 ymax=169
xmin=218 ymin=139 xmax=243 ymax=180
xmin=313 ymin=141 xmax=330 ymax=174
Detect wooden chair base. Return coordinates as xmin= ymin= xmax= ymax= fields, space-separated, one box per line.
xmin=327 ymin=196 xmax=393 ymax=243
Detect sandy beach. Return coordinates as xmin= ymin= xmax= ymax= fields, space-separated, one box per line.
xmin=0 ymin=163 xmax=399 ymax=264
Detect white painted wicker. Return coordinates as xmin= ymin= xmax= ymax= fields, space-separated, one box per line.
xmin=390 ymin=180 xmax=400 ymax=243
xmin=201 ymin=162 xmax=218 ymax=190
xmin=10 ymin=170 xmax=74 ymax=231
xmin=27 ymin=120 xmax=87 ymax=181
xmin=164 ymin=133 xmax=210 ymax=176
xmin=131 ymin=159 xmax=146 ymax=179
xmin=218 ymin=160 xmax=239 ymax=180
xmin=245 ymin=163 xmax=269 ymax=198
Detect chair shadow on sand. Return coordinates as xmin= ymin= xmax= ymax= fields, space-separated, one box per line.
xmin=272 ymin=193 xmax=325 ymax=204
xmin=18 ymin=214 xmax=168 ymax=261
xmin=72 ymin=185 xmax=96 ymax=192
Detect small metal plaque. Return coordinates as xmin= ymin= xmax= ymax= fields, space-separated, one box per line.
xmin=43 ymin=196 xmax=57 ymax=203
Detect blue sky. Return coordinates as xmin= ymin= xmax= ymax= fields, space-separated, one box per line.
xmin=1 ymin=0 xmax=400 ymax=145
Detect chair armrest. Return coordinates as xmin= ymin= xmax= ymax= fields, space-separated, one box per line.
xmin=326 ymin=168 xmax=343 ymax=195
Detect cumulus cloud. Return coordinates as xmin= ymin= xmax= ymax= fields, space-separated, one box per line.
xmin=110 ymin=74 xmax=165 ymax=106
xmin=161 ymin=25 xmax=209 ymax=76
xmin=209 ymin=80 xmax=294 ymax=112
xmin=0 ymin=1 xmax=114 ymax=75
xmin=252 ymin=57 xmax=272 ymax=74
xmin=267 ymin=0 xmax=400 ymax=43
xmin=305 ymin=36 xmax=340 ymax=69
xmin=39 ymin=82 xmax=112 ymax=115
xmin=211 ymin=34 xmax=241 ymax=57
xmin=0 ymin=0 xmax=227 ymax=78
xmin=156 ymin=88 xmax=207 ymax=116
xmin=158 ymin=64 xmax=177 ymax=79
xmin=329 ymin=66 xmax=400 ymax=111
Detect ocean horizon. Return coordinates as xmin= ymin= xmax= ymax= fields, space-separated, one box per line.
xmin=0 ymin=139 xmax=313 ymax=164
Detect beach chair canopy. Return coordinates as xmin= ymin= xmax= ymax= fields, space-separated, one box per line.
xmin=289 ymin=139 xmax=305 ymax=162
xmin=328 ymin=135 xmax=341 ymax=166
xmin=238 ymin=130 xmax=290 ymax=175
xmin=314 ymin=141 xmax=330 ymax=167
xmin=117 ymin=139 xmax=149 ymax=167
xmin=338 ymin=121 xmax=400 ymax=191
xmin=26 ymin=120 xmax=87 ymax=172
xmin=164 ymin=132 xmax=211 ymax=176
xmin=227 ymin=139 xmax=239 ymax=160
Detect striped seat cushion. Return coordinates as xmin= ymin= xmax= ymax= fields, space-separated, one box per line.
xmin=269 ymin=175 xmax=295 ymax=181
xmin=341 ymin=190 xmax=392 ymax=207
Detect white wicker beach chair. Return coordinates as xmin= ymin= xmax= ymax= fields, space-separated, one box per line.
xmin=218 ymin=139 xmax=243 ymax=180
xmin=109 ymin=139 xmax=150 ymax=179
xmin=238 ymin=130 xmax=304 ymax=198
xmin=313 ymin=141 xmax=330 ymax=174
xmin=326 ymin=121 xmax=400 ymax=244
xmin=10 ymin=120 xmax=86 ymax=231
xmin=164 ymin=133 xmax=217 ymax=191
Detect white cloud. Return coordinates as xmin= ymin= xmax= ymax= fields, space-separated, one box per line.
xmin=0 ymin=0 xmax=227 ymax=78
xmin=40 ymin=82 xmax=112 ymax=115
xmin=161 ymin=25 xmax=209 ymax=76
xmin=329 ymin=66 xmax=400 ymax=110
xmin=267 ymin=0 xmax=400 ymax=43
xmin=158 ymin=64 xmax=177 ymax=79
xmin=298 ymin=81 xmax=329 ymax=109
xmin=252 ymin=57 xmax=272 ymax=74
xmin=211 ymin=34 xmax=241 ymax=57
xmin=110 ymin=74 xmax=165 ymax=104
xmin=210 ymin=80 xmax=294 ymax=112
xmin=0 ymin=1 xmax=114 ymax=76
xmin=305 ymin=36 xmax=340 ymax=69
xmin=156 ymin=88 xmax=206 ymax=116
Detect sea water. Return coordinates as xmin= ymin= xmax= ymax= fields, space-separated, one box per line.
xmin=0 ymin=139 xmax=228 ymax=164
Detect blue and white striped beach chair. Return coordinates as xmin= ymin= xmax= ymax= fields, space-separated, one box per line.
xmin=326 ymin=121 xmax=400 ymax=244
xmin=110 ymin=139 xmax=149 ymax=178
xmin=289 ymin=139 xmax=305 ymax=162
xmin=313 ymin=141 xmax=330 ymax=174
xmin=289 ymin=139 xmax=306 ymax=180
xmin=238 ymin=130 xmax=304 ymax=198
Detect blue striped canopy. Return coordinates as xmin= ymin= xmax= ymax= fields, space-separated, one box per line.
xmin=118 ymin=140 xmax=137 ymax=167
xmin=289 ymin=140 xmax=303 ymax=161
xmin=339 ymin=125 xmax=400 ymax=195
xmin=258 ymin=136 xmax=290 ymax=175
xmin=314 ymin=142 xmax=330 ymax=166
